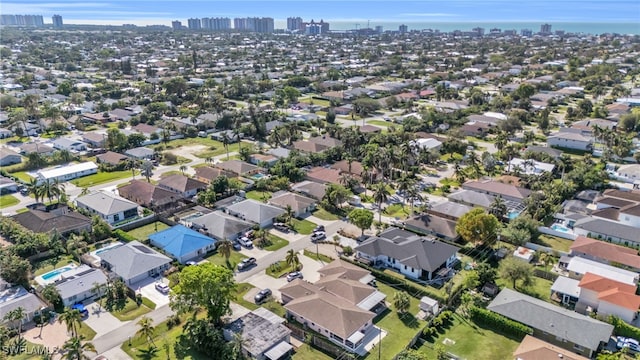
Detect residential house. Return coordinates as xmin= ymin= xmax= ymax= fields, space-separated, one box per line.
xmin=223 ymin=308 xmax=292 ymax=360
xmin=0 ymin=148 xmax=22 ymax=166
xmin=614 ymin=164 xmax=640 ymax=184
xmin=96 ymin=151 xmax=128 ymax=166
xmin=191 ymin=211 xmax=254 ymax=241
xmin=573 ymin=217 xmax=640 ymax=247
xmin=0 ymin=176 xmax=17 ymax=194
xmin=149 ymin=225 xmax=216 ymax=264
xmin=577 ymin=272 xmax=640 ymax=323
xmin=427 ymin=201 xmax=473 ymax=221
xmin=565 ymin=257 xmax=638 ymax=285
xmin=268 ymin=191 xmax=317 ymax=217
xmin=0 ymin=128 xmax=13 ymax=139
xmin=487 ymin=288 xmax=613 ymax=358
xmin=524 ymin=146 xmax=563 ymax=159
xmin=249 ymin=153 xmax=279 ymax=167
xmin=11 ymin=206 xmax=90 ymax=235
xmin=19 ymin=143 xmax=55 ymax=156
xmin=547 ymin=131 xmax=594 ymax=151
xmin=410 ymin=138 xmax=443 ymax=152
xmin=460 ymin=121 xmax=493 ymax=137
xmin=118 ymin=180 xmax=177 ymax=209
xmin=81 ymin=132 xmax=106 ymax=148
xmin=462 ymin=179 xmax=531 ymax=203
xmin=291 ymin=180 xmax=327 ymax=201
xmin=76 ymin=190 xmax=139 ymax=225
xmin=54 ymin=265 xmax=108 ymax=306
xmin=508 ymin=158 xmax=556 ymax=175
xmin=51 ymin=138 xmax=87 ymax=152
xmin=330 ymin=160 xmax=377 ymax=181
xmin=267 ymin=147 xmax=291 ymax=159
xmin=100 ymin=240 xmax=172 ymax=286
xmin=292 ymin=136 xmax=342 ymax=154
xmin=0 ymin=284 xmax=46 ymax=327
xmin=158 ymin=174 xmax=207 ymax=198
xmin=569 ymin=235 xmax=640 ymax=272
xmin=29 ymin=161 xmax=98 ymax=185
xmin=224 ymin=199 xmax=285 ymax=228
xmin=355 ymin=227 xmax=458 ymax=280
xmin=403 ymin=214 xmax=460 ymax=241
xmin=194 ymin=166 xmax=234 ymax=184
xmin=513 ymin=335 xmax=589 ymax=360
xmin=215 ymin=160 xmax=261 ymax=177
xmin=305 ymin=166 xmax=342 ymax=185
xmin=124 ymin=146 xmax=155 ymax=160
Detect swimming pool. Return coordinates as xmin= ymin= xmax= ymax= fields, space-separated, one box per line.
xmin=41 ymin=266 xmax=74 ymax=281
xmin=181 ymin=212 xmax=204 ymax=222
xmin=551 ymin=224 xmax=571 ymax=233
xmin=251 ymin=173 xmax=267 ymax=180
xmin=95 ymin=243 xmax=123 ymax=255
xmin=507 ymin=211 xmax=520 ymax=220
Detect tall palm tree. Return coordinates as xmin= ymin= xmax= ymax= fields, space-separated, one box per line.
xmin=42 ymin=179 xmax=57 ymax=204
xmin=27 ymin=178 xmax=43 ymax=203
xmin=136 ymin=316 xmax=156 ymax=346
xmin=406 ymin=187 xmax=425 ymax=215
xmin=179 ymin=164 xmax=187 ymax=175
xmin=141 ymin=160 xmax=153 ymax=182
xmin=59 ymin=308 xmax=83 ymax=338
xmin=217 ymin=239 xmax=233 ymax=265
xmin=372 ymin=183 xmax=391 ymax=223
xmin=66 ymin=234 xmax=87 ymax=263
xmin=3 ymin=307 xmax=25 ymax=338
xmin=393 ymin=291 xmax=410 ymax=314
xmin=90 ymin=282 xmax=104 ymax=309
xmin=221 ymin=132 xmax=231 ymax=160
xmin=125 ymin=158 xmax=138 ymax=179
xmin=41 ymin=284 xmax=62 ymax=308
xmin=490 ymin=195 xmax=508 ymax=220
xmin=79 ymin=187 xmax=90 ymax=197
xmin=62 ymin=336 xmax=95 ymax=360
xmin=285 ymin=249 xmax=300 ymax=271
xmin=53 ymin=178 xmax=66 ymax=203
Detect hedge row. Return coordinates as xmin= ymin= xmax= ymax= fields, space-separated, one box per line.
xmin=113 ymin=229 xmax=137 ymax=242
xmin=609 ymin=316 xmax=640 ymax=339
xmin=340 ymin=257 xmax=446 ymax=303
xmin=468 ymin=306 xmax=532 ymax=338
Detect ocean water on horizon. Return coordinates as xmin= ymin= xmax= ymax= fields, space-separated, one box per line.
xmin=327 ymin=21 xmax=640 ymax=35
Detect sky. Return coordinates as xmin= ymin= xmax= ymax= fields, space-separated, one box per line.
xmin=2 ymin=0 xmax=639 ymax=26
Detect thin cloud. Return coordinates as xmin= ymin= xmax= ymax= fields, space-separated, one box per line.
xmin=399 ymin=13 xmax=459 ymax=17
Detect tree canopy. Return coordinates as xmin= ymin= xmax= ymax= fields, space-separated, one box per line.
xmin=455 ymin=208 xmax=500 ymax=245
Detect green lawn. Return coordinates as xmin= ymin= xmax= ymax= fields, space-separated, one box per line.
xmin=126 ymin=222 xmax=170 ymax=241
xmin=303 ymin=249 xmax=334 ymax=264
xmin=291 ymin=218 xmax=317 ymax=235
xmin=245 ymin=190 xmax=272 ymax=201
xmin=32 ymin=256 xmax=77 ymax=276
xmin=194 ymin=142 xmax=247 ymax=159
xmin=160 ymin=170 xmax=183 ymax=177
xmin=383 ymin=203 xmax=411 ymax=219
xmin=233 ymin=283 xmax=286 ymax=317
xmin=266 ymin=260 xmax=297 ymax=279
xmin=366 ymin=282 xmax=425 ymax=360
xmin=312 ymin=208 xmax=340 ymax=221
xmin=536 ymin=235 xmax=573 ymax=253
xmin=368 ymin=120 xmax=392 ymax=127
xmin=300 ymin=98 xmax=331 ymax=107
xmin=110 ymin=298 xmax=152 ymax=322
xmin=10 ymin=171 xmax=31 ymax=183
xmin=0 ymin=194 xmax=19 ymax=208
xmin=121 ymin=317 xmax=208 ymax=360
xmin=497 ymin=276 xmax=554 ymax=302
xmin=292 ymin=344 xmax=335 ymax=360
xmin=417 ymin=313 xmax=521 ymax=360
xmin=78 ymin=322 xmax=97 ymax=340
xmin=263 ymin=234 xmax=289 ymax=251
xmin=206 ymin=251 xmax=247 ymax=270
xmin=71 ymin=170 xmax=136 ymax=187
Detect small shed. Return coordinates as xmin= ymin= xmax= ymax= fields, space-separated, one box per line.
xmin=513 ymin=247 xmax=535 ymax=263
xmin=419 ymin=296 xmax=439 ymax=315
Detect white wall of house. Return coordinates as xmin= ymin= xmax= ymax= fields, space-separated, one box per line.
xmin=547 ymin=137 xmax=592 ymax=150
xmin=619 ymin=213 xmax=640 ymax=228
xmin=599 ymin=301 xmax=636 ymax=324
xmin=578 ymin=288 xmax=600 ymax=309
xmin=61 ymin=287 xmax=103 ymax=307
xmin=124 ymin=264 xmax=170 ymax=285
xmin=287 ymin=310 xmax=372 ymax=351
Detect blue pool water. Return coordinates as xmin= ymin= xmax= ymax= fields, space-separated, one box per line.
xmin=95 ymin=243 xmax=123 ymax=255
xmin=551 ymin=224 xmax=571 ymax=233
xmin=41 ymin=266 xmax=74 ymax=281
xmin=252 ymin=173 xmax=266 ymax=180
xmin=507 ymin=211 xmax=520 ymax=220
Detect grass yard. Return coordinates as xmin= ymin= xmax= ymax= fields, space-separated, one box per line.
xmin=193 ymin=142 xmax=246 ymax=159
xmin=303 ymin=249 xmax=334 ymax=264
xmin=121 ymin=317 xmax=208 ymax=360
xmin=6 ymin=338 xmax=48 ymax=360
xmin=383 ymin=203 xmax=411 ymax=219
xmin=233 ymin=283 xmax=286 ymax=317
xmin=0 ymin=195 xmax=19 ymax=208
xmin=291 ymin=218 xmax=317 ymax=235
xmin=71 ymin=170 xmax=136 ymax=187
xmin=206 ymin=250 xmax=247 ymax=270
xmin=9 ymin=171 xmax=31 ymax=183
xmin=292 ymin=344 xmax=335 ymax=360
xmin=126 ymin=222 xmax=170 ymax=241
xmin=496 ymin=276 xmax=554 ymax=302
xmin=77 ymin=322 xmax=97 ymax=340
xmin=300 ymin=98 xmax=331 ymax=107
xmin=536 ymin=234 xmax=573 ymax=253
xmin=245 ymin=190 xmax=272 ymax=201
xmin=110 ymin=298 xmax=152 ymax=322
xmin=368 ymin=120 xmax=392 ymax=127
xmin=366 ymin=282 xmax=425 ymax=360
xmin=32 ymin=256 xmax=76 ymax=276
xmin=266 ymin=260 xmax=297 ymax=279
xmin=263 ymin=234 xmax=289 ymax=251
xmin=417 ymin=313 xmax=521 ymax=360
xmin=312 ymin=208 xmax=340 ymax=221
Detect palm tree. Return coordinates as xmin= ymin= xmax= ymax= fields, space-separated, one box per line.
xmin=3 ymin=307 xmax=25 ymax=338
xmin=125 ymin=158 xmax=138 ymax=179
xmin=539 ymin=252 xmax=554 ymax=271
xmin=66 ymin=234 xmax=87 ymax=263
xmin=284 ymin=205 xmax=294 ymax=226
xmin=221 ymin=132 xmax=231 ymax=160
xmin=372 ymin=183 xmax=391 ymax=223
xmin=42 ymin=179 xmax=57 ymax=204
xmin=393 ymin=291 xmax=410 ymax=314
xmin=137 ymin=346 xmax=159 ymax=360
xmin=217 ymin=239 xmax=233 ymax=266
xmin=179 ymin=164 xmax=187 ymax=175
xmin=285 ymin=249 xmax=300 ymax=271
xmin=136 ymin=316 xmax=156 ymax=346
xmin=59 ymin=308 xmax=82 ymax=338
xmin=27 ymin=178 xmax=43 ymax=203
xmin=453 ymin=161 xmax=466 ymax=184
xmin=90 ymin=282 xmax=104 ymax=309
xmin=406 ymin=187 xmax=425 ymax=215
xmin=79 ymin=187 xmax=90 ymax=197
xmin=62 ymin=336 xmax=95 ymax=360
xmin=141 ymin=160 xmax=153 ymax=182
xmin=53 ymin=178 xmax=66 ymax=203
xmin=490 ymin=195 xmax=508 ymax=220
xmin=41 ymin=284 xmax=62 ymax=308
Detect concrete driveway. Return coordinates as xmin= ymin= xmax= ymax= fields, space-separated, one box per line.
xmin=84 ymin=302 xmax=125 ymax=336
xmin=132 ymin=277 xmax=171 ymax=307
xmin=298 ymin=252 xmax=323 ymax=283
xmin=248 ymin=273 xmax=288 ymax=302
xmin=239 ymin=245 xmax=271 ymax=260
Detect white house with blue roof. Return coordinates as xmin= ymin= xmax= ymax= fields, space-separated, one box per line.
xmin=149 ymin=225 xmax=216 ymax=264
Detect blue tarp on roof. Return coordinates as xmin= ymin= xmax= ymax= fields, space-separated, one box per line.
xmin=149 ymin=225 xmax=215 ymax=259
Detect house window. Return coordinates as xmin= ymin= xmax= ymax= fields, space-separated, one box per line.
xmin=573 ymin=344 xmax=583 ymax=351
xmin=114 ymin=214 xmax=120 ymax=222
xmin=404 ymin=265 xmax=407 ymax=270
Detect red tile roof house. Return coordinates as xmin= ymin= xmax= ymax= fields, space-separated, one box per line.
xmin=305 ymin=166 xmax=342 ymax=185
xmin=570 ymin=236 xmax=640 ymax=272
xmin=158 ymin=174 xmax=207 ymax=198
xmin=578 ymin=272 xmax=640 ymax=324
xmin=96 ymin=151 xmax=128 ymax=166
xmin=118 ymin=180 xmax=178 ymax=209
xmin=292 ymin=136 xmax=342 ymax=154
xmin=194 ymin=166 xmax=234 ymax=184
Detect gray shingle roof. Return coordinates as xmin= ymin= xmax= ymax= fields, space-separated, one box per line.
xmin=488 ymin=288 xmax=613 ymax=351
xmin=191 ymin=211 xmax=253 ymax=240
xmin=76 ymin=191 xmax=138 ymax=216
xmin=54 ymin=265 xmax=108 ymax=300
xmin=355 ymin=227 xmax=458 ymax=272
xmin=99 ymin=241 xmax=171 ymax=281
xmin=225 ymin=199 xmax=285 ymax=224
xmin=574 ymin=217 xmax=639 ymax=242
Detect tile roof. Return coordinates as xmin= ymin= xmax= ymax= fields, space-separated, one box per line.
xmin=570 ymin=236 xmax=640 ymax=269
xmin=149 ymin=225 xmax=215 ymax=259
xmin=194 ymin=166 xmax=233 ymax=182
xmin=579 ymin=272 xmax=640 ymax=311
xmin=12 ymin=208 xmax=90 ymax=234
xmin=76 ymin=190 xmax=138 ymax=216
xmin=215 ymin=160 xmax=260 ymax=176
xmin=462 ymin=179 xmax=531 ymax=200
xmin=118 ymin=180 xmax=177 ymax=207
xmin=513 ymin=335 xmax=589 ymax=360
xmin=158 ymin=174 xmax=207 ymax=193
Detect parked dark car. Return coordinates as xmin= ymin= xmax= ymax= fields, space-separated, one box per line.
xmin=237 ymin=257 xmax=257 ymax=271
xmin=254 ymin=288 xmax=272 ymax=304
xmin=314 ymin=225 xmax=325 ymax=232
xmin=273 ymin=222 xmax=289 ymax=232
xmin=232 ymin=241 xmax=242 ymax=251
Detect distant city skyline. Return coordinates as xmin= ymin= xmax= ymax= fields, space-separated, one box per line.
xmin=2 ymin=0 xmax=639 ymax=28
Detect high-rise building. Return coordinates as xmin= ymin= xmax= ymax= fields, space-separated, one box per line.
xmin=399 ymin=24 xmax=408 ymax=33
xmin=521 ymin=28 xmax=533 ymax=36
xmin=305 ymin=19 xmax=329 ymax=35
xmin=1 ymin=14 xmax=44 ymax=26
xmin=172 ymin=20 xmax=182 ymax=30
xmin=233 ymin=17 xmax=273 ymax=33
xmin=375 ymin=25 xmax=383 ymax=34
xmin=472 ymin=27 xmax=485 ymax=36
xmin=287 ymin=17 xmax=304 ymax=31
xmin=52 ymin=14 xmax=63 ymax=28
xmin=187 ymin=18 xmax=201 ymax=30
xmin=540 ymin=23 xmax=552 ymax=34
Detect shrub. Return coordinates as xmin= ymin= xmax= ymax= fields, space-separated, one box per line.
xmin=141 ymin=297 xmax=156 ymax=310
xmin=608 ymin=316 xmax=640 ymax=339
xmin=342 ymin=246 xmax=353 ymax=256
xmin=113 ymin=229 xmax=136 ymax=242
xmin=166 ymin=314 xmax=181 ymax=329
xmin=468 ymin=306 xmax=532 ymax=338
